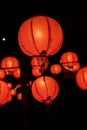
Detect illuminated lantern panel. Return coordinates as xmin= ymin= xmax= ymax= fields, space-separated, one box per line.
xmin=31 ymin=76 xmax=59 ymax=105
xmin=1 ymin=56 xmax=19 ymax=75
xmin=18 ymin=15 xmax=63 ymax=56
xmin=0 ymin=80 xmax=11 ymax=105
xmin=50 ymin=64 xmax=62 ymax=75
xmin=60 ymin=52 xmax=79 ymax=71
xmin=76 ymin=67 xmax=87 ymax=90
xmin=0 ymin=69 xmax=5 ymax=79
xmin=13 ymin=68 xmax=21 ymax=78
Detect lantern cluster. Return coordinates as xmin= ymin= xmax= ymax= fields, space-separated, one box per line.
xmin=0 ymin=15 xmax=85 ymax=109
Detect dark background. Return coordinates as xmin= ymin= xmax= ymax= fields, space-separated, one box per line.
xmin=0 ymin=1 xmax=87 ymax=130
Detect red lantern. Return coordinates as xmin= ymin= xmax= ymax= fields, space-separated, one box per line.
xmin=50 ymin=64 xmax=62 ymax=75
xmin=32 ymin=68 xmax=42 ymax=77
xmin=0 ymin=69 xmax=5 ymax=79
xmin=60 ymin=52 xmax=79 ymax=71
xmin=17 ymin=92 xmax=22 ymax=100
xmin=76 ymin=67 xmax=87 ymax=90
xmin=10 ymin=89 xmax=17 ymax=96
xmin=13 ymin=68 xmax=21 ymax=78
xmin=31 ymin=76 xmax=59 ymax=104
xmin=0 ymin=80 xmax=11 ymax=105
xmin=18 ymin=15 xmax=63 ymax=56
xmin=1 ymin=56 xmax=19 ymax=74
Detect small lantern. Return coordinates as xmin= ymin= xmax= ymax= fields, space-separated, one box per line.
xmin=60 ymin=52 xmax=79 ymax=71
xmin=76 ymin=67 xmax=87 ymax=90
xmin=50 ymin=64 xmax=62 ymax=75
xmin=1 ymin=56 xmax=19 ymax=75
xmin=13 ymin=68 xmax=21 ymax=78
xmin=0 ymin=69 xmax=5 ymax=79
xmin=32 ymin=68 xmax=42 ymax=77
xmin=17 ymin=92 xmax=22 ymax=100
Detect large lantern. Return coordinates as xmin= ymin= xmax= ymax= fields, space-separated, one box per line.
xmin=31 ymin=76 xmax=59 ymax=106
xmin=76 ymin=67 xmax=87 ymax=90
xmin=18 ymin=15 xmax=63 ymax=56
xmin=60 ymin=52 xmax=79 ymax=71
xmin=1 ymin=56 xmax=19 ymax=74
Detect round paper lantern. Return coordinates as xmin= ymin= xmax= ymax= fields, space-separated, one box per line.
xmin=1 ymin=56 xmax=19 ymax=74
xmin=17 ymin=92 xmax=22 ymax=100
xmin=32 ymin=68 xmax=42 ymax=77
xmin=0 ymin=80 xmax=10 ymax=105
xmin=18 ymin=15 xmax=63 ymax=56
xmin=76 ymin=67 xmax=87 ymax=90
xmin=60 ymin=52 xmax=79 ymax=71
xmin=50 ymin=64 xmax=62 ymax=75
xmin=0 ymin=69 xmax=5 ymax=79
xmin=31 ymin=76 xmax=59 ymax=104
xmin=13 ymin=68 xmax=21 ymax=78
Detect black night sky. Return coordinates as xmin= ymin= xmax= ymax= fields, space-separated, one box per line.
xmin=0 ymin=1 xmax=87 ymax=130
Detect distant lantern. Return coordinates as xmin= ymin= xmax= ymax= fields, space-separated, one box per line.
xmin=18 ymin=15 xmax=63 ymax=56
xmin=1 ymin=56 xmax=19 ymax=74
xmin=60 ymin=52 xmax=79 ymax=71
xmin=31 ymin=76 xmax=59 ymax=106
xmin=50 ymin=64 xmax=62 ymax=75
xmin=0 ymin=69 xmax=5 ymax=79
xmin=17 ymin=92 xmax=22 ymax=100
xmin=13 ymin=68 xmax=21 ymax=78
xmin=0 ymin=80 xmax=11 ymax=105
xmin=76 ymin=67 xmax=87 ymax=90
xmin=32 ymin=68 xmax=42 ymax=77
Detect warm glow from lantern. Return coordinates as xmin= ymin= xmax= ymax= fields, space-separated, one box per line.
xmin=35 ymin=30 xmax=42 ymax=39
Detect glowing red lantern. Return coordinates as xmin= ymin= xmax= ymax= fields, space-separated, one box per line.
xmin=76 ymin=67 xmax=87 ymax=90
xmin=18 ymin=15 xmax=63 ymax=56
xmin=31 ymin=76 xmax=59 ymax=105
xmin=50 ymin=64 xmax=62 ymax=75
xmin=10 ymin=89 xmax=17 ymax=96
xmin=0 ymin=69 xmax=5 ymax=79
xmin=0 ymin=80 xmax=11 ymax=105
xmin=17 ymin=92 xmax=22 ymax=100
xmin=60 ymin=52 xmax=79 ymax=71
xmin=32 ymin=68 xmax=42 ymax=77
xmin=1 ymin=56 xmax=19 ymax=74
xmin=13 ymin=68 xmax=20 ymax=78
